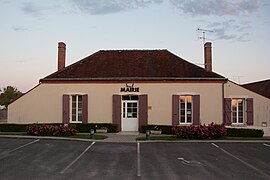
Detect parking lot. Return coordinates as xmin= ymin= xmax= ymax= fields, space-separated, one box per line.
xmin=0 ymin=137 xmax=270 ymax=180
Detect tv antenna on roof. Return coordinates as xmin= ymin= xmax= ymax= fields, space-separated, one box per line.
xmin=197 ymin=27 xmax=214 ymax=44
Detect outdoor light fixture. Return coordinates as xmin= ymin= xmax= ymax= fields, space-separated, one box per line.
xmin=90 ymin=129 xmax=95 ymax=139
xmin=146 ymin=130 xmax=150 ymax=140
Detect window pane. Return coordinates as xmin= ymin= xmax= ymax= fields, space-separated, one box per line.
xmin=72 ymin=96 xmax=76 ymax=102
xmin=187 ymin=103 xmax=192 ymax=109
xmin=180 ymin=116 xmax=185 ymax=123
xmin=78 ymin=95 xmax=82 ymax=101
xmin=180 ymin=96 xmax=185 ymax=103
xmin=232 ymin=99 xmax=237 ymax=110
xmin=72 ymin=115 xmax=76 ymax=121
xmin=232 ymin=111 xmax=237 ymax=123
xmin=78 ymin=115 xmax=82 ymax=121
xmin=186 ymin=96 xmax=192 ymax=103
xmin=187 ymin=115 xmax=192 ymax=123
xmin=238 ymin=116 xmax=243 ymax=123
xmin=131 ymin=96 xmax=138 ymax=100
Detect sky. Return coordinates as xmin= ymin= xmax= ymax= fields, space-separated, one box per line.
xmin=0 ymin=0 xmax=270 ymax=93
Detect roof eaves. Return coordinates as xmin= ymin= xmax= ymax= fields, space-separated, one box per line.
xmin=40 ymin=77 xmax=228 ymax=82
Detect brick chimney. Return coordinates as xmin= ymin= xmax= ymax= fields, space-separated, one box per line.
xmin=58 ymin=42 xmax=66 ymax=71
xmin=204 ymin=42 xmax=212 ymax=72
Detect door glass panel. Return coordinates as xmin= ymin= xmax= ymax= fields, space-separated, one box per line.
xmin=126 ymin=102 xmax=138 ymax=118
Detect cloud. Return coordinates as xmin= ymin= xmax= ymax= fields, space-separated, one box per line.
xmin=22 ymin=2 xmax=42 ymax=16
xmin=205 ymin=20 xmax=251 ymax=41
xmin=170 ymin=0 xmax=262 ymax=16
xmin=12 ymin=26 xmax=30 ymax=32
xmin=71 ymin=0 xmax=162 ymax=15
xmin=22 ymin=2 xmax=60 ymax=16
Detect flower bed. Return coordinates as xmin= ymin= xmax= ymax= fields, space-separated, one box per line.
xmin=172 ymin=123 xmax=227 ymax=139
xmin=26 ymin=124 xmax=78 ymax=136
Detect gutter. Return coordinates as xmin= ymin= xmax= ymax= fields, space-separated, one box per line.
xmin=40 ymin=77 xmax=228 ymax=82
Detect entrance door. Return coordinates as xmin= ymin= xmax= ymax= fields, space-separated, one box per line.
xmin=122 ymin=100 xmax=138 ymax=131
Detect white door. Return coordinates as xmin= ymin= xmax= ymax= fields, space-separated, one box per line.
xmin=122 ymin=100 xmax=138 ymax=131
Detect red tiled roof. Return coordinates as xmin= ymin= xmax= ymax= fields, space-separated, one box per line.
xmin=242 ymin=79 xmax=270 ymax=99
xmin=41 ymin=50 xmax=225 ymax=82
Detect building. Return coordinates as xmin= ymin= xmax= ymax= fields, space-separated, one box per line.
xmin=242 ymin=79 xmax=270 ymax=99
xmin=8 ymin=42 xmax=270 ymax=135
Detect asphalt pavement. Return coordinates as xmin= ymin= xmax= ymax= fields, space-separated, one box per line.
xmin=0 ymin=138 xmax=270 ymax=180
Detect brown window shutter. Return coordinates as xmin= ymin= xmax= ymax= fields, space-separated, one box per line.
xmin=63 ymin=95 xmax=70 ymax=124
xmin=82 ymin=95 xmax=88 ymax=124
xmin=172 ymin=95 xmax=179 ymax=126
xmin=246 ymin=98 xmax=254 ymax=125
xmin=224 ymin=98 xmax=232 ymax=125
xmin=192 ymin=95 xmax=200 ymax=125
xmin=139 ymin=95 xmax=148 ymax=131
xmin=112 ymin=95 xmax=121 ymax=131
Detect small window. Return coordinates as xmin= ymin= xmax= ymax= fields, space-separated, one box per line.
xmin=122 ymin=95 xmax=138 ymax=100
xmin=179 ymin=96 xmax=193 ymax=124
xmin=231 ymin=98 xmax=245 ymax=124
xmin=71 ymin=95 xmax=83 ymax=123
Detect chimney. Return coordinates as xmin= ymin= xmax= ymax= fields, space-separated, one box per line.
xmin=204 ymin=42 xmax=212 ymax=72
xmin=58 ymin=42 xmax=66 ymax=71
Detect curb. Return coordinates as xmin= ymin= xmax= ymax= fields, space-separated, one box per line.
xmin=1 ymin=135 xmax=270 ymax=143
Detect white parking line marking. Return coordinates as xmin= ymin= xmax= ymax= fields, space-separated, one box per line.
xmin=137 ymin=142 xmax=141 ymax=177
xmin=211 ymin=143 xmax=219 ymax=148
xmin=212 ymin=143 xmax=269 ymax=178
xmin=0 ymin=139 xmax=40 ymax=160
xmin=263 ymin=143 xmax=270 ymax=148
xmin=60 ymin=141 xmax=95 ymax=174
xmin=9 ymin=139 xmax=40 ymax=153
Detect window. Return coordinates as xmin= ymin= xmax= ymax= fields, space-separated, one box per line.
xmin=231 ymin=98 xmax=245 ymax=124
xmin=71 ymin=95 xmax=83 ymax=123
xmin=179 ymin=96 xmax=193 ymax=124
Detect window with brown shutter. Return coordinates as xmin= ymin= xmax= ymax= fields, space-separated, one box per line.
xmin=63 ymin=94 xmax=88 ymax=124
xmin=172 ymin=95 xmax=200 ymax=126
xmin=224 ymin=98 xmax=254 ymax=126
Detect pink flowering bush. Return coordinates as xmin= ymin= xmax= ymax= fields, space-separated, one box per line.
xmin=27 ymin=124 xmax=78 ymax=136
xmin=172 ymin=123 xmax=227 ymax=139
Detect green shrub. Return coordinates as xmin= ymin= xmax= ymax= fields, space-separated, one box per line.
xmin=0 ymin=123 xmax=118 ymax=133
xmin=0 ymin=124 xmax=28 ymax=132
xmin=140 ymin=125 xmax=174 ymax=134
xmin=227 ymin=128 xmax=264 ymax=137
xmin=74 ymin=123 xmax=118 ymax=133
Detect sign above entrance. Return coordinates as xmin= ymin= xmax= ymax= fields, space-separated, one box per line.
xmin=120 ymin=83 xmax=140 ymax=92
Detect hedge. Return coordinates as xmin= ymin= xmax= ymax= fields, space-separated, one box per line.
xmin=0 ymin=123 xmax=118 ymax=133
xmin=73 ymin=123 xmax=118 ymax=133
xmin=227 ymin=128 xmax=264 ymax=137
xmin=140 ymin=125 xmax=174 ymax=134
xmin=0 ymin=124 xmax=28 ymax=132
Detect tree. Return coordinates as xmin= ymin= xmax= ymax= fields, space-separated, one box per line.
xmin=0 ymin=86 xmax=22 ymax=109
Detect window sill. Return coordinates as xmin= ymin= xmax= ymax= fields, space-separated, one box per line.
xmin=230 ymin=124 xmax=246 ymax=127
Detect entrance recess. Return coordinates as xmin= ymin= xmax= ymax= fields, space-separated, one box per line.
xmin=122 ymin=95 xmax=138 ymax=131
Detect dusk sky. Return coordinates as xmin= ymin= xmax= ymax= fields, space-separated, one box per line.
xmin=1 ymin=0 xmax=269 ymax=92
